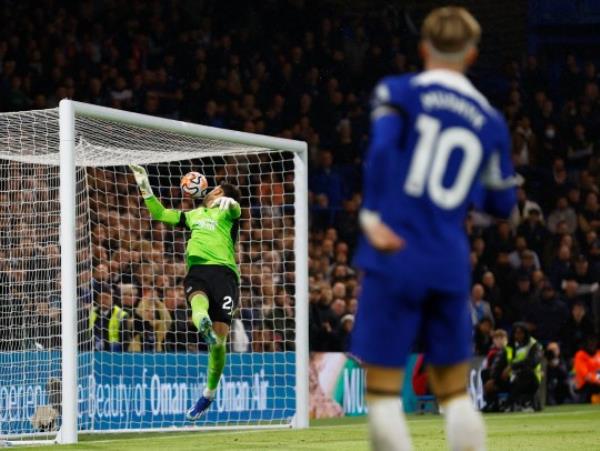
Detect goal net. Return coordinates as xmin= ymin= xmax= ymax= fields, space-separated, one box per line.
xmin=0 ymin=101 xmax=308 ymax=444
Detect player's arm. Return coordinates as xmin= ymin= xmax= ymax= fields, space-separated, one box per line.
xmin=479 ymin=121 xmax=520 ymax=218
xmin=129 ymin=164 xmax=184 ymax=226
xmin=359 ymin=81 xmax=405 ymax=252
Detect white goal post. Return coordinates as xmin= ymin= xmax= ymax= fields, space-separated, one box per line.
xmin=0 ymin=99 xmax=309 ymax=445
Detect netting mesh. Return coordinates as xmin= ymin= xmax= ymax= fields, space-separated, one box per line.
xmin=0 ymin=107 xmax=298 ymax=440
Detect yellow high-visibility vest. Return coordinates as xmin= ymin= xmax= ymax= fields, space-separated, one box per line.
xmin=506 ymin=346 xmax=514 ymax=362
xmin=89 ymin=305 xmax=129 ymax=344
xmin=511 ymin=338 xmax=542 ymax=382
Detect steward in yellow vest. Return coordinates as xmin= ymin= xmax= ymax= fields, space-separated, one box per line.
xmin=508 ymin=322 xmax=543 ymax=411
xmin=89 ymin=284 xmax=129 ymax=351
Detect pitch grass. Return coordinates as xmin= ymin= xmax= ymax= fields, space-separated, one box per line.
xmin=19 ymin=404 xmax=600 ymax=450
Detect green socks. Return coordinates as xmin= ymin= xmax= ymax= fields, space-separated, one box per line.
xmin=190 ymin=292 xmax=226 ymax=397
xmin=190 ymin=293 xmax=209 ymax=330
xmin=207 ymin=336 xmax=227 ymax=393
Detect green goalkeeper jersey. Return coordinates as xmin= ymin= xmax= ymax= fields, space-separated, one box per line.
xmin=143 ymin=195 xmax=241 ymax=278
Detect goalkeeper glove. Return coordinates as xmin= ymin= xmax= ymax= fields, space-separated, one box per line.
xmin=129 ymin=164 xmax=154 ymax=199
xmin=211 ymin=196 xmax=238 ymax=210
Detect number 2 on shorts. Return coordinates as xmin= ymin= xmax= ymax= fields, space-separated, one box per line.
xmin=222 ymin=296 xmax=233 ymax=315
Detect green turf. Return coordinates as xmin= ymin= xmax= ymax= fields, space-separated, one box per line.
xmin=14 ymin=404 xmax=600 ymax=450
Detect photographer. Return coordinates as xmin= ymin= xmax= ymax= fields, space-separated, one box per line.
xmin=545 ymin=342 xmax=570 ymax=405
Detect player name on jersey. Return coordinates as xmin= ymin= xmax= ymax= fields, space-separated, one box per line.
xmin=420 ymin=90 xmax=486 ymax=129
xmin=193 ymin=218 xmax=218 ymax=231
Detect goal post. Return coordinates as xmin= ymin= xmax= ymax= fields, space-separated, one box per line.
xmin=59 ymin=99 xmax=79 ymax=445
xmin=291 ymin=148 xmax=309 ymax=430
xmin=0 ymin=99 xmax=309 ymax=445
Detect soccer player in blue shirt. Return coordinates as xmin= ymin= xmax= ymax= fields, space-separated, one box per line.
xmin=351 ymin=7 xmax=519 ymax=451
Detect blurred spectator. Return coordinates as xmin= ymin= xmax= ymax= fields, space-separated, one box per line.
xmin=342 ymin=293 xmax=355 ymax=311
xmin=578 ymin=192 xmax=600 ymax=234
xmin=482 ymin=329 xmax=511 ymax=412
xmin=332 ymin=281 xmax=347 ymax=300
xmin=547 ymin=197 xmax=578 ymax=235
xmin=339 ymin=314 xmax=354 ymax=351
xmin=545 ymin=159 xmax=571 ymax=208
xmin=252 ymin=328 xmax=277 ymax=353
xmin=568 ymin=254 xmax=600 ymax=307
xmin=89 ymin=283 xmax=127 ymax=352
xmin=486 ymin=221 xmax=514 ymax=265
xmin=509 ymin=272 xmax=536 ymax=324
xmin=508 ymin=236 xmax=541 ymax=270
xmin=474 ymin=317 xmax=494 ymax=356
xmin=335 ymin=196 xmax=360 ymax=249
xmin=582 ymin=230 xmax=599 ymax=268
xmin=524 ymin=280 xmax=568 ymax=344
xmin=566 ymin=124 xmax=594 ymax=170
xmin=309 ymin=285 xmax=324 ymax=351
xmin=330 ymin=298 xmax=346 ymax=319
xmin=559 ymin=301 xmax=595 ymax=362
xmin=544 ymin=342 xmax=570 ymax=405
xmin=470 ymin=284 xmax=494 ymax=327
xmin=163 ymin=286 xmax=196 ymax=352
xmin=135 ymin=287 xmax=172 ymax=352
xmin=481 ymin=271 xmax=502 ymax=310
xmin=91 ymin=263 xmax=112 ymax=292
xmin=309 ymin=283 xmax=342 ymax=351
xmin=310 ymin=150 xmax=346 ymax=210
xmin=264 ymin=288 xmax=295 ymax=351
xmin=510 ymin=188 xmax=543 ymax=230
xmin=549 ymin=245 xmax=574 ymax=290
xmin=512 ymin=116 xmax=538 ymax=168
xmin=517 ymin=208 xmax=550 ymax=258
xmin=119 ymin=283 xmax=155 ymax=352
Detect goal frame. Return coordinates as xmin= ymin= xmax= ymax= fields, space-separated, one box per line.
xmin=57 ymin=99 xmax=310 ymax=444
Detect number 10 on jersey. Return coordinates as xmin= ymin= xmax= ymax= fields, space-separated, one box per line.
xmin=404 ymin=114 xmax=482 ymax=210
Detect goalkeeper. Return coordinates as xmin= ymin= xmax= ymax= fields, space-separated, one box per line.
xmin=130 ymin=164 xmax=241 ymax=420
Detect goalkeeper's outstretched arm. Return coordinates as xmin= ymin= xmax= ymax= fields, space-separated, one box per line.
xmin=129 ymin=164 xmax=182 ymax=226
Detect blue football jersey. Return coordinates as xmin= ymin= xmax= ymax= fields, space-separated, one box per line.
xmin=355 ymin=69 xmax=517 ymax=281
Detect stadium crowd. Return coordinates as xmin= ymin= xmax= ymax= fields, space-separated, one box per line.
xmin=0 ymin=0 xmax=598 ymax=403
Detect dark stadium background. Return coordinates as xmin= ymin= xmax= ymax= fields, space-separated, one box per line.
xmin=0 ymin=0 xmax=597 ymax=409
